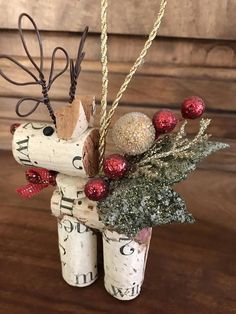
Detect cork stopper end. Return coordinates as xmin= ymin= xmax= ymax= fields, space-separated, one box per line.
xmin=55 ymin=96 xmax=96 ymax=140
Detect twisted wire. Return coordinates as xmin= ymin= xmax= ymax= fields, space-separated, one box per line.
xmin=40 ymin=76 xmax=56 ymax=125
xmin=69 ymin=27 xmax=88 ymax=103
xmin=0 ymin=13 xmax=69 ymax=126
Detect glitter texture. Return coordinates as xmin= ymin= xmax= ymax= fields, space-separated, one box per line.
xmin=103 ymin=154 xmax=128 ymax=179
xmin=84 ymin=178 xmax=109 ymax=201
xmin=97 ymin=118 xmax=229 ymax=237
xmin=98 ymin=177 xmax=195 ymax=237
xmin=112 ymin=112 xmax=155 ymax=155
xmin=181 ymin=96 xmax=205 ymax=119
xmin=152 ymin=110 xmax=177 ymax=134
xmin=128 ymin=119 xmax=229 ymax=183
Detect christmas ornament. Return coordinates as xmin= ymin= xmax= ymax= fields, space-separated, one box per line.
xmin=2 ymin=3 xmax=229 ymax=302
xmin=181 ymin=96 xmax=205 ymax=119
xmin=17 ymin=168 xmax=57 ymax=198
xmin=26 ymin=168 xmax=57 ymax=185
xmin=152 ymin=110 xmax=177 ymax=134
xmin=10 ymin=123 xmax=20 ymax=135
xmin=103 ymin=154 xmax=128 ymax=179
xmin=84 ymin=178 xmax=109 ymax=201
xmin=26 ymin=168 xmax=41 ymax=184
xmin=112 ymin=112 xmax=155 ymax=155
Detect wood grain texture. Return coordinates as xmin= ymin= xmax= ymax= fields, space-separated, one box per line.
xmin=0 ymin=0 xmax=236 ymax=40
xmin=1 ymin=59 xmax=236 ymax=112
xmin=1 ymin=97 xmax=236 ymax=138
xmin=0 ymin=2 xmax=235 ymax=312
xmin=1 ymin=31 xmax=236 ymax=68
xmin=0 ymin=150 xmax=235 ymax=313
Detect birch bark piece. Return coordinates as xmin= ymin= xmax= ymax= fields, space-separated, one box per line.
xmin=103 ymin=229 xmax=152 ymax=301
xmin=51 ymin=189 xmax=104 ymax=231
xmin=12 ymin=122 xmax=99 ymax=177
xmin=55 ymin=96 xmax=96 ymax=140
xmin=58 ymin=215 xmax=98 ymax=287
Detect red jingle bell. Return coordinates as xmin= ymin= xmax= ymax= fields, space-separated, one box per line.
xmin=84 ymin=178 xmax=109 ymax=201
xmin=152 ymin=110 xmax=177 ymax=134
xmin=181 ymin=96 xmax=205 ymax=119
xmin=103 ymin=154 xmax=128 ymax=179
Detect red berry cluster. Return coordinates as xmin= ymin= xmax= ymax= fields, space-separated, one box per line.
xmin=84 ymin=154 xmax=129 ymax=201
xmin=152 ymin=96 xmax=205 ymax=138
xmin=85 ymin=96 xmax=205 ymax=201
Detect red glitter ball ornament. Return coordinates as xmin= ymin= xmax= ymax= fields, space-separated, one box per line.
xmin=103 ymin=154 xmax=128 ymax=179
xmin=84 ymin=178 xmax=109 ymax=201
xmin=10 ymin=123 xmax=20 ymax=135
xmin=152 ymin=110 xmax=177 ymax=134
xmin=181 ymin=96 xmax=205 ymax=119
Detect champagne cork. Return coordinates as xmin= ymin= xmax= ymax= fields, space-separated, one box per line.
xmin=58 ymin=215 xmax=98 ymax=287
xmin=103 ymin=229 xmax=152 ymax=301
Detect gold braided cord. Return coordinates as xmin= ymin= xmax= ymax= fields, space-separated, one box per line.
xmin=104 ymin=0 xmax=167 ymax=133
xmin=99 ymin=0 xmax=109 ymax=172
xmin=99 ymin=0 xmax=167 ymax=171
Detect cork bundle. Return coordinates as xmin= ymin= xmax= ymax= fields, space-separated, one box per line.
xmin=3 ymin=0 xmax=228 ymax=303
xmin=3 ymin=6 xmax=164 ymax=300
xmin=12 ymin=96 xmax=152 ymax=300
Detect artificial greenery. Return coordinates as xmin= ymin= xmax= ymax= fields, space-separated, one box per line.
xmin=127 ymin=119 xmax=229 ymax=185
xmin=98 ymin=118 xmax=229 ymax=237
xmin=98 ymin=177 xmax=194 ymax=237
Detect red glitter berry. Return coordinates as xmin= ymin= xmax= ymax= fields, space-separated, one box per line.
xmin=103 ymin=154 xmax=128 ymax=179
xmin=84 ymin=178 xmax=109 ymax=201
xmin=10 ymin=123 xmax=21 ymax=135
xmin=152 ymin=110 xmax=177 ymax=134
xmin=181 ymin=96 xmax=205 ymax=119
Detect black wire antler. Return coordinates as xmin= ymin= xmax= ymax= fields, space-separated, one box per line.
xmin=69 ymin=26 xmax=89 ymax=103
xmin=0 ymin=13 xmax=69 ymax=126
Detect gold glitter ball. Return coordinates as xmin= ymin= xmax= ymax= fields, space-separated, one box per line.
xmin=112 ymin=112 xmax=155 ymax=155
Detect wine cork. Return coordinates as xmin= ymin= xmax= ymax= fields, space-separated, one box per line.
xmin=55 ymin=97 xmax=96 ymax=140
xmin=58 ymin=215 xmax=98 ymax=287
xmin=103 ymin=229 xmax=152 ymax=301
xmin=12 ymin=122 xmax=99 ymax=177
xmin=51 ymin=189 xmax=104 ymax=231
xmin=56 ymin=173 xmax=87 ymax=199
